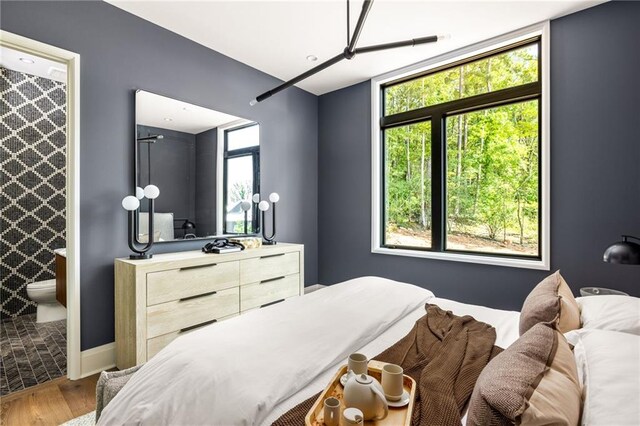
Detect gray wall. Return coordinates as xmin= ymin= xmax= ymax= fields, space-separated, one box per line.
xmin=318 ymin=1 xmax=640 ymax=310
xmin=137 ymin=125 xmax=196 ymax=229
xmin=195 ymin=128 xmax=217 ymax=237
xmin=1 ymin=1 xmax=318 ymax=350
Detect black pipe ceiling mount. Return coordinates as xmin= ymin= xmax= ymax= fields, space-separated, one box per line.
xmin=250 ymin=0 xmax=445 ymax=105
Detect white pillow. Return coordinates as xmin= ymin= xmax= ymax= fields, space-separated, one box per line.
xmin=572 ymin=329 xmax=640 ymax=425
xmin=576 ymin=295 xmax=640 ymax=335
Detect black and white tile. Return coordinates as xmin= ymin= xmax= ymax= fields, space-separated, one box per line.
xmin=1 ymin=67 xmax=67 ymax=319
xmin=0 ymin=314 xmax=67 ymax=396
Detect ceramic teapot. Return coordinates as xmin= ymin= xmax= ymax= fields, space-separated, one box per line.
xmin=343 ymin=373 xmax=389 ymax=421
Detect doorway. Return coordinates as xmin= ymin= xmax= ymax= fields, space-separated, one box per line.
xmin=0 ymin=31 xmax=81 ymax=392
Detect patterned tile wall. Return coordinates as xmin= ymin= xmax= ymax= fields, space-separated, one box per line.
xmin=1 ymin=67 xmax=67 ymax=319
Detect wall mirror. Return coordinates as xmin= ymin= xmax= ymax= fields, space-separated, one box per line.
xmin=135 ymin=90 xmax=260 ymax=243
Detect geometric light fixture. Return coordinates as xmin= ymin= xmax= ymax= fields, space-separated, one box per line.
xmin=250 ymin=0 xmax=447 ymax=105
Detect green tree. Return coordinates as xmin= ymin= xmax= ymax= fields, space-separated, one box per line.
xmin=384 ymin=44 xmax=539 ymax=254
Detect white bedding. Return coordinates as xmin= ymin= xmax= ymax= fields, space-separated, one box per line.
xmin=262 ymin=297 xmax=520 ymax=425
xmin=98 ymin=277 xmax=434 ymax=426
xmin=98 ymin=277 xmax=521 ymax=426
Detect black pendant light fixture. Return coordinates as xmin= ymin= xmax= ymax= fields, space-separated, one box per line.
xmin=603 ymin=235 xmax=640 ymax=265
xmin=250 ymin=0 xmax=445 ymax=106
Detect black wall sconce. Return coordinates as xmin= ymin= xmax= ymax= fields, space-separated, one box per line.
xmin=603 ymin=235 xmax=640 ymax=265
xmin=174 ymin=218 xmax=196 ymax=239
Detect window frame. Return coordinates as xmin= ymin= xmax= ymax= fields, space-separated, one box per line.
xmin=222 ymin=122 xmax=260 ymax=235
xmin=371 ymin=22 xmax=550 ymax=270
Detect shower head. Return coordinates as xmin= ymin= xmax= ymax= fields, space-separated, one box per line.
xmin=137 ymin=134 xmax=164 ymax=143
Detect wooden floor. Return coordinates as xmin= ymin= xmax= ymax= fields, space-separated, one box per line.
xmin=0 ymin=373 xmax=98 ymax=426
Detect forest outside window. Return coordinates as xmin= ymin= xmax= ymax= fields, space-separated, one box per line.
xmin=374 ymin=30 xmax=549 ymax=269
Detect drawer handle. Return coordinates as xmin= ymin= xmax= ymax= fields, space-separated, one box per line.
xmin=260 ymin=276 xmax=285 ymax=284
xmin=260 ymin=253 xmax=285 ymax=259
xmin=260 ymin=299 xmax=284 ymax=308
xmin=179 ymin=290 xmax=217 ymax=302
xmin=180 ymin=318 xmax=217 ymax=333
xmin=180 ymin=264 xmax=217 ymax=271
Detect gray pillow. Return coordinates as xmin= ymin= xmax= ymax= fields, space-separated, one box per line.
xmin=95 ymin=365 xmax=141 ymax=421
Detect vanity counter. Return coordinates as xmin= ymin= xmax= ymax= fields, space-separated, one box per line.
xmin=55 ymin=251 xmax=67 ymax=307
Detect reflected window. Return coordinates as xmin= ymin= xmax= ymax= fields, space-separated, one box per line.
xmin=227 ymin=124 xmax=259 ymax=150
xmin=223 ymin=123 xmax=260 ymax=234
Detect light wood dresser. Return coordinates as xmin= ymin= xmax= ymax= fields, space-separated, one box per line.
xmin=115 ymin=243 xmax=304 ymax=369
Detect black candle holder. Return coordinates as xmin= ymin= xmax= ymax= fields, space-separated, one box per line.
xmin=122 ymin=185 xmax=160 ymax=259
xmin=240 ymin=200 xmax=252 ymax=235
xmin=258 ymin=193 xmax=279 ymax=245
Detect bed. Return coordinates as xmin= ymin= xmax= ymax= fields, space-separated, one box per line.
xmin=97 ymin=276 xmax=521 ymax=425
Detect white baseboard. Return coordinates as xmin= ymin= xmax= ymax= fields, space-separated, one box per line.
xmin=80 ymin=342 xmax=115 ymax=378
xmin=304 ymin=284 xmax=326 ymax=294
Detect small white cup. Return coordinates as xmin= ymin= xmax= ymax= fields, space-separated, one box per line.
xmin=348 ymin=353 xmax=368 ymax=375
xmin=381 ymin=363 xmax=404 ymax=402
xmin=323 ymin=397 xmax=340 ymax=426
xmin=342 ymin=407 xmax=364 ymax=425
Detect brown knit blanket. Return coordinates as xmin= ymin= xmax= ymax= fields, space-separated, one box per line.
xmin=273 ymin=304 xmax=502 ymax=426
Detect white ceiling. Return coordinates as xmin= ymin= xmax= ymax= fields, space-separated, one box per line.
xmin=108 ymin=0 xmax=604 ymax=96
xmin=136 ymin=90 xmax=244 ymax=133
xmin=0 ymin=46 xmax=67 ymax=83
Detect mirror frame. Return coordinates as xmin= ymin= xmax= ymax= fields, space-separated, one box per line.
xmin=133 ymin=88 xmax=261 ymax=244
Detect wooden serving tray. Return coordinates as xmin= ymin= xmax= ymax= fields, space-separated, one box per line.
xmin=305 ymin=360 xmax=416 ymax=426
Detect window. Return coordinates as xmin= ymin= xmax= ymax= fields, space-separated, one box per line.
xmin=223 ymin=123 xmax=260 ymax=234
xmin=373 ymin=25 xmax=549 ymax=269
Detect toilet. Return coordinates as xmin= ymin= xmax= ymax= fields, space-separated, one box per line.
xmin=26 ymin=279 xmax=66 ymax=323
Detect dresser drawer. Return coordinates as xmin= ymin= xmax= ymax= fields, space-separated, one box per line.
xmin=240 ymin=252 xmax=299 ymax=285
xmin=147 ymin=261 xmax=239 ymax=306
xmin=146 ymin=287 xmax=239 ymax=338
xmin=146 ymin=313 xmax=238 ymax=359
xmin=240 ymin=274 xmax=300 ymax=312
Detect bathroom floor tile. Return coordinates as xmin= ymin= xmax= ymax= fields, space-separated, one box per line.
xmin=0 ymin=314 xmax=66 ymax=396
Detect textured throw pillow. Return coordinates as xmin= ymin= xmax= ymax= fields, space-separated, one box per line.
xmin=572 ymin=329 xmax=640 ymax=425
xmin=576 ymin=295 xmax=640 ymax=335
xmin=466 ymin=323 xmax=581 ymax=426
xmin=519 ymin=271 xmax=580 ymax=335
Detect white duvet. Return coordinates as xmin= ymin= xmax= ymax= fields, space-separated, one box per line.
xmin=261 ymin=296 xmax=521 ymax=425
xmin=98 ymin=277 xmax=435 ymax=426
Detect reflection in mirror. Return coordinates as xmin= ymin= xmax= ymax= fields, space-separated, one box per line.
xmin=223 ymin=124 xmax=260 ymax=234
xmin=135 ymin=90 xmax=260 ymax=243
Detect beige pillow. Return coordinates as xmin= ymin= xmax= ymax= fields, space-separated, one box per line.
xmin=466 ymin=323 xmax=581 ymax=425
xmin=519 ymin=271 xmax=580 ymax=335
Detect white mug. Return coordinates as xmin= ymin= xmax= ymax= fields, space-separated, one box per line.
xmin=323 ymin=397 xmax=340 ymax=426
xmin=342 ymin=407 xmax=364 ymax=426
xmin=381 ymin=363 xmax=404 ymax=401
xmin=348 ymin=353 xmax=368 ymax=375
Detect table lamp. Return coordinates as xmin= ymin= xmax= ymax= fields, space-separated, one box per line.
xmin=122 ymin=184 xmax=160 ymax=259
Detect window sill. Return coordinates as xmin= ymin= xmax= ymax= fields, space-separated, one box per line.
xmin=371 ymin=247 xmax=550 ymax=270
